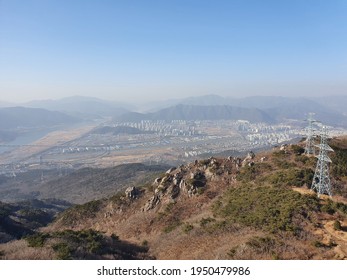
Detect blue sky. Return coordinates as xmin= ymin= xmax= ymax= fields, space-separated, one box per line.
xmin=1 ymin=0 xmax=347 ymax=103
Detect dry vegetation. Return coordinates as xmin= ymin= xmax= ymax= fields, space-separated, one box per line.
xmin=1 ymin=137 xmax=347 ymax=259
xmin=0 ymin=163 xmax=168 ymax=204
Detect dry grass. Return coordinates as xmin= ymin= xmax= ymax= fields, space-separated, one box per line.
xmin=3 ymin=138 xmax=347 ymax=260
xmin=0 ymin=239 xmax=55 ymax=260
xmin=0 ymin=124 xmax=97 ymax=164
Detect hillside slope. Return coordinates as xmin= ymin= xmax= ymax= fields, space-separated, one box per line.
xmin=117 ymin=104 xmax=274 ymax=123
xmin=0 ymin=163 xmax=169 ymax=204
xmin=0 ymin=107 xmax=79 ymax=130
xmin=2 ymin=138 xmax=347 ymax=260
xmin=0 ymin=199 xmax=71 ymax=243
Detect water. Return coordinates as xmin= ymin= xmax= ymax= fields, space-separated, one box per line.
xmin=0 ymin=127 xmax=60 ymax=153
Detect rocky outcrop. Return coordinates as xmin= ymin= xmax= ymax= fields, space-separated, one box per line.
xmin=242 ymin=151 xmax=256 ymax=167
xmin=125 ymin=186 xmax=140 ymax=200
xmin=166 ymin=167 xmax=176 ymax=174
xmin=144 ymin=194 xmax=161 ymax=211
xmin=142 ymin=155 xmax=248 ymax=211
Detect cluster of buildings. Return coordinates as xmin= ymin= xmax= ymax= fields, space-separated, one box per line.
xmin=112 ymin=120 xmax=198 ymax=137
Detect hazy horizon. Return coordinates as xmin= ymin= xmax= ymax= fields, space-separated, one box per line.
xmin=1 ymin=93 xmax=347 ymax=107
xmin=1 ymin=0 xmax=347 ymax=103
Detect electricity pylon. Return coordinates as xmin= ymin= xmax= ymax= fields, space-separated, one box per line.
xmin=311 ymin=126 xmax=334 ymax=197
xmin=304 ymin=113 xmax=317 ymax=155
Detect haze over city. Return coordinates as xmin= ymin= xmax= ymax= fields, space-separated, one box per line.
xmin=1 ymin=0 xmax=347 ymax=103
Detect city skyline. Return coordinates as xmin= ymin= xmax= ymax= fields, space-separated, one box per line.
xmin=1 ymin=0 xmax=347 ymax=102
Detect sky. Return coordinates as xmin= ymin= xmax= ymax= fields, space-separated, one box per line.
xmin=0 ymin=0 xmax=347 ymax=103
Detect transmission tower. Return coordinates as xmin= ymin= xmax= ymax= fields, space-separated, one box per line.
xmin=304 ymin=113 xmax=317 ymax=155
xmin=311 ymin=126 xmax=334 ymax=197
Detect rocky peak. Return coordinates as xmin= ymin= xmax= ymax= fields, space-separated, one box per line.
xmin=143 ymin=155 xmax=244 ymax=211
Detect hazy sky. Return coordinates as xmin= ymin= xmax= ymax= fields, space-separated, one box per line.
xmin=1 ymin=0 xmax=347 ymax=103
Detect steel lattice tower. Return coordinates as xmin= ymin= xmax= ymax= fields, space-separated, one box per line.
xmin=305 ymin=113 xmax=317 ymax=155
xmin=311 ymin=126 xmax=334 ymax=197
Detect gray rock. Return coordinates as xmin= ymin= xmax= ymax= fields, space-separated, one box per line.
xmin=166 ymin=167 xmax=176 ymax=174
xmin=125 ymin=186 xmax=140 ymax=199
xmin=170 ymin=185 xmax=180 ymax=199
xmin=144 ymin=194 xmax=161 ymax=211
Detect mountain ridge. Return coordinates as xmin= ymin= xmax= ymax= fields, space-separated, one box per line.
xmin=117 ymin=104 xmax=275 ymax=123
xmin=1 ymin=137 xmax=347 ymax=259
xmin=117 ymin=95 xmax=347 ymax=126
xmin=24 ymin=96 xmax=130 ymax=119
xmin=0 ymin=107 xmax=80 ymax=130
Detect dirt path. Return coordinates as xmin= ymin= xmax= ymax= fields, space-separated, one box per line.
xmin=292 ymin=187 xmax=347 ymax=259
xmin=323 ymin=221 xmax=347 ymax=259
xmin=292 ymin=187 xmax=347 ymax=204
xmin=292 ymin=187 xmax=314 ymax=196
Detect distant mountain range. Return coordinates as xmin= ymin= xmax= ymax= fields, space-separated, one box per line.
xmin=1 ymin=94 xmax=347 ymax=127
xmin=315 ymin=95 xmax=347 ymax=115
xmin=117 ymin=104 xmax=275 ymax=123
xmin=119 ymin=95 xmax=347 ymax=126
xmin=24 ymin=96 xmax=130 ymax=119
xmin=0 ymin=107 xmax=80 ymax=130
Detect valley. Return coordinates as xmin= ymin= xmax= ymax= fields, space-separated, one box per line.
xmin=0 ymin=96 xmax=347 ymax=260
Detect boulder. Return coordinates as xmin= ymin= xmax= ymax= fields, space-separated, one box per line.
xmin=153 ymin=177 xmax=162 ymax=185
xmin=166 ymin=167 xmax=176 ymax=174
xmin=170 ymin=185 xmax=180 ymax=199
xmin=125 ymin=186 xmax=140 ymax=200
xmin=280 ymin=144 xmax=288 ymax=151
xmin=143 ymin=194 xmax=160 ymax=211
xmin=247 ymin=151 xmax=255 ymax=159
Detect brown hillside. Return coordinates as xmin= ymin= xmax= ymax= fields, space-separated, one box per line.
xmin=2 ymin=139 xmax=347 ymax=260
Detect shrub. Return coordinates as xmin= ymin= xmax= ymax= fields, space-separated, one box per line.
xmin=336 ymin=202 xmax=347 ymax=215
xmin=321 ymin=201 xmax=336 ymax=215
xmin=321 ymin=200 xmax=347 ymax=216
xmin=25 ymin=233 xmax=50 ymax=247
xmin=17 ymin=208 xmax=51 ymax=226
xmin=182 ymin=223 xmax=194 ymax=233
xmin=291 ymin=145 xmax=305 ymax=155
xmin=200 ymin=217 xmax=216 ymax=228
xmin=246 ymin=236 xmax=277 ymax=254
xmin=0 ymin=203 xmax=11 ymax=219
xmin=331 ymin=147 xmax=347 ymax=177
xmin=265 ymin=168 xmax=313 ymax=187
xmin=59 ymin=200 xmax=103 ymax=224
xmin=111 ymin=233 xmax=119 ymax=241
xmin=333 ymin=220 xmax=342 ymax=231
xmin=272 ymin=150 xmax=287 ymax=158
xmin=296 ymin=155 xmax=309 ymax=164
xmin=197 ymin=187 xmax=205 ymax=195
xmin=312 ymin=240 xmax=325 ymax=248
xmin=236 ymin=163 xmax=273 ymax=183
xmin=48 ymin=229 xmax=107 ymax=259
xmin=276 ymin=160 xmax=297 ymax=169
xmin=163 ymin=218 xmax=182 ymax=233
xmin=52 ymin=242 xmax=72 ymax=260
xmin=110 ymin=192 xmax=125 ymax=204
xmin=213 ymin=186 xmax=320 ymax=234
